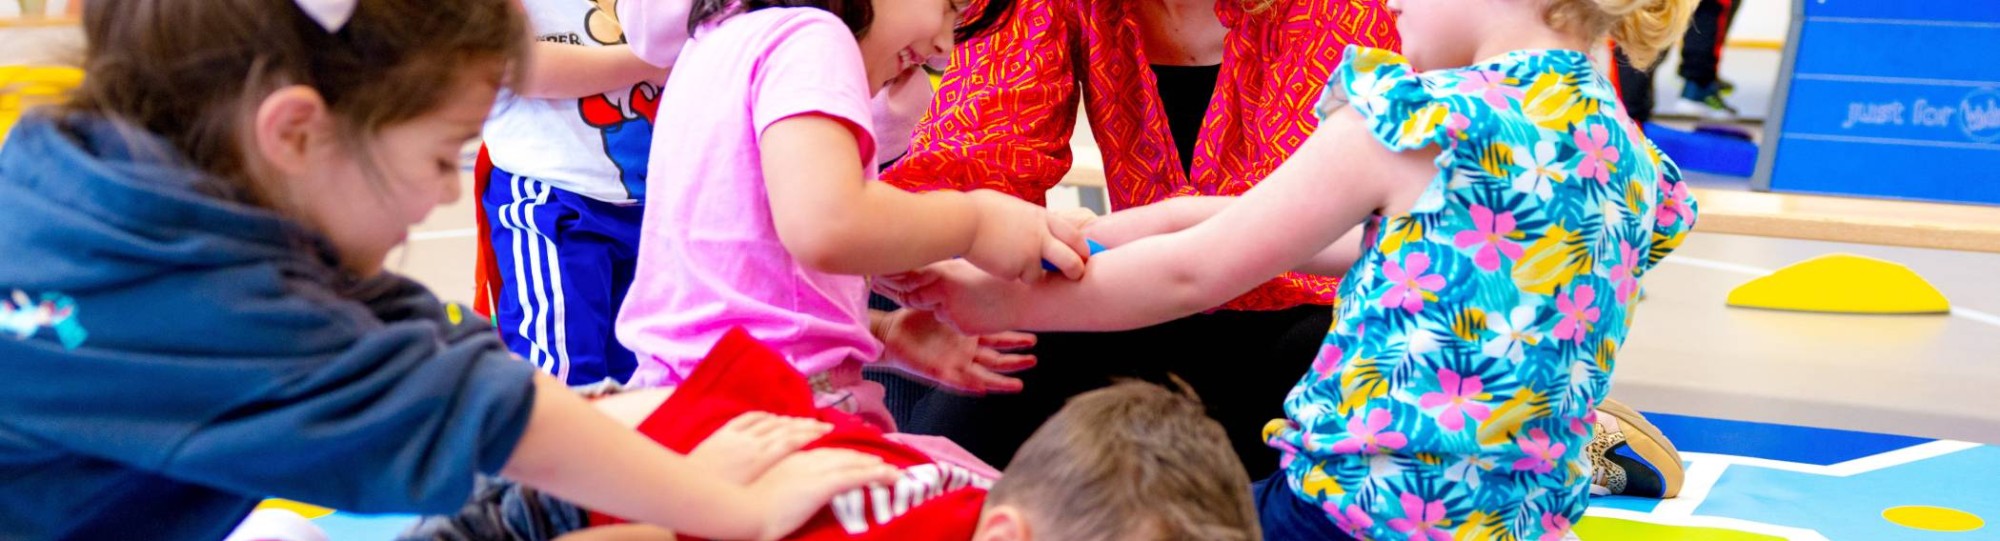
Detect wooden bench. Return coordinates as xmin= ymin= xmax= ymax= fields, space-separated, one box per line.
xmin=1689 ymin=188 xmax=2000 ymax=254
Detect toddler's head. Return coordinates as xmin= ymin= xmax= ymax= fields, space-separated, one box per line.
xmin=976 ymin=380 xmax=1261 ymax=541
xmin=1388 ymin=0 xmax=1696 ymax=70
xmin=687 ymin=0 xmax=1004 ymax=92
xmin=62 ymin=0 xmax=526 ymax=277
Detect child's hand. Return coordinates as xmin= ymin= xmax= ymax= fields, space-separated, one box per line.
xmin=887 ymin=259 xmax=1032 ymax=335
xmin=877 ymin=308 xmax=1036 ymax=394
xmin=964 ymin=190 xmax=1090 ymax=282
xmin=749 ymin=449 xmax=900 ymax=541
xmin=1052 ymin=207 xmax=1100 ymax=233
xmin=688 ymin=412 xmax=833 ymax=484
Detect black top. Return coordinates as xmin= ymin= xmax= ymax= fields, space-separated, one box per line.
xmin=1150 ymin=63 xmax=1223 ymax=175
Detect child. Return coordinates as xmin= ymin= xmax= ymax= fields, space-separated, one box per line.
xmin=889 ymin=0 xmax=1702 ymax=538
xmin=0 ymin=0 xmax=897 ymax=539
xmin=477 ymin=0 xmax=675 ymax=392
xmin=612 ymin=0 xmax=1091 ymax=421
xmin=405 ymin=329 xmax=1262 ymax=541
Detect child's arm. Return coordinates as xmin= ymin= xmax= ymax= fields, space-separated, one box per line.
xmin=1083 ymin=197 xmax=1367 ymax=277
xmin=906 ymin=109 xmax=1435 ymax=334
xmin=515 ymin=43 xmax=664 ymax=100
xmin=504 ymin=375 xmax=897 ymax=541
xmin=760 ymin=114 xmax=1090 ymax=281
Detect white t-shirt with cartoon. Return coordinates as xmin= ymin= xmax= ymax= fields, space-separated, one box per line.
xmin=484 ymin=0 xmax=664 ymax=204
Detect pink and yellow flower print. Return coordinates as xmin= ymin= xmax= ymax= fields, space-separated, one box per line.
xmin=1454 ymin=205 xmax=1526 ymax=272
xmin=1574 ymin=124 xmax=1621 ymax=185
xmin=1380 ymin=252 xmax=1446 ymax=313
xmin=1332 ymin=409 xmax=1409 ymax=454
xmin=1418 ymin=370 xmax=1492 ymax=431
xmin=1275 ymin=46 xmax=1693 ymax=541
xmin=1387 ymin=493 xmax=1454 ymax=541
xmin=1553 ymin=285 xmax=1600 ymax=343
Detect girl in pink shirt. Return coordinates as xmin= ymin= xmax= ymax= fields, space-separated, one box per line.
xmin=617 ymin=0 xmax=1085 ymax=428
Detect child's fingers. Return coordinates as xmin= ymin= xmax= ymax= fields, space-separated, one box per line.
xmin=1039 ymin=235 xmax=1086 ymax=281
xmin=762 ymin=422 xmax=831 ymax=455
xmin=719 ymin=411 xmax=774 ymax=434
xmin=756 ymin=416 xmax=829 ymax=439
xmin=975 ymin=349 xmax=1037 ymax=374
xmin=903 ymin=283 xmax=946 ymax=311
xmin=872 ymin=271 xmax=937 ymax=296
xmin=1043 ymin=213 xmax=1091 ymax=280
xmin=1052 ymin=207 xmax=1100 ymax=230
xmin=786 ymin=450 xmax=900 ymax=485
xmin=770 ymin=416 xmax=834 ymax=439
xmin=963 ymin=366 xmax=1024 ymax=394
xmin=976 ymin=331 xmax=1036 ymax=351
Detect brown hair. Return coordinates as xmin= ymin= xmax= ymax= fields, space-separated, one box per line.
xmin=61 ymin=0 xmax=526 ymax=207
xmin=989 ymin=380 xmax=1261 ymax=541
xmin=1546 ymin=0 xmax=1698 ymax=67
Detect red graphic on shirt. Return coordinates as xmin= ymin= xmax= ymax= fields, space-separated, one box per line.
xmin=578 ymin=83 xmax=659 ymax=198
xmin=599 ymin=329 xmax=991 ymax=540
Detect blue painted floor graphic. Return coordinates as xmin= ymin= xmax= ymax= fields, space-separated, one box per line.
xmin=298 ymin=413 xmax=1995 ymax=539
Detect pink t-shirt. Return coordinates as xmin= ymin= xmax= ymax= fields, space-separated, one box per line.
xmin=616 ymin=7 xmax=883 ymax=388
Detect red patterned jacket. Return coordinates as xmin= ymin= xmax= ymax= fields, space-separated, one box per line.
xmin=884 ymin=0 xmax=1399 ymax=311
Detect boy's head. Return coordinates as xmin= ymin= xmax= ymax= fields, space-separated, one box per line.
xmin=975 ymin=381 xmax=1260 ymax=541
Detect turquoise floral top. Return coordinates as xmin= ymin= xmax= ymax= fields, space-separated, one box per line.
xmin=1264 ymin=47 xmax=1698 ymax=541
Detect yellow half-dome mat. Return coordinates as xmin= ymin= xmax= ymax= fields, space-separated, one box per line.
xmin=1727 ymin=254 xmax=1949 ymax=314
xmin=254 ymin=499 xmax=334 ymax=520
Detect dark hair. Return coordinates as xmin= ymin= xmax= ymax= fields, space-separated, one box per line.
xmin=953 ymin=0 xmax=1014 ymax=42
xmin=61 ymin=0 xmax=526 ymax=207
xmin=989 ymin=379 xmax=1261 ymax=541
xmin=688 ymin=0 xmax=874 ymax=35
xmin=687 ymin=0 xmax=1013 ymax=41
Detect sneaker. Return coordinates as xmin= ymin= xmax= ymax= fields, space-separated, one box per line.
xmin=398 ymin=476 xmax=590 ymax=541
xmin=1675 ymin=80 xmax=1741 ymax=121
xmin=1587 ymin=399 xmax=1685 ymax=499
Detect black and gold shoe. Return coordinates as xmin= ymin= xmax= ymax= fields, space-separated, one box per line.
xmin=1589 ymin=399 xmax=1685 ymax=499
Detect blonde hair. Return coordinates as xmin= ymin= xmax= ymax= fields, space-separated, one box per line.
xmin=1545 ymin=0 xmax=1699 ymax=67
xmin=988 ymin=379 xmax=1259 ymax=541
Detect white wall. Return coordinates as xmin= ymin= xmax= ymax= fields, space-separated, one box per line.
xmin=1733 ymin=0 xmax=1794 ymax=43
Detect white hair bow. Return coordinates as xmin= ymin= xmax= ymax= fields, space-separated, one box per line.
xmin=295 ymin=0 xmax=358 ymax=32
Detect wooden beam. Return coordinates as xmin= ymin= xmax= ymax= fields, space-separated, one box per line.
xmin=1690 ymin=188 xmax=2000 ymax=253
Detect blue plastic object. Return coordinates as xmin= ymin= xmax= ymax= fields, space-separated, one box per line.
xmin=1041 ymin=239 xmax=1107 ymax=272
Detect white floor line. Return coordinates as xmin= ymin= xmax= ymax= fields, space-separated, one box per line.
xmin=1650 ymin=460 xmax=1728 ymax=517
xmin=1659 ymin=255 xmax=1774 ymax=277
xmin=1952 ymin=307 xmax=2000 ymax=328
xmin=1677 ymin=440 xmax=1980 ymax=477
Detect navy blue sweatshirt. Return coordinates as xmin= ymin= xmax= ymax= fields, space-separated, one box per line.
xmin=0 ymin=113 xmax=537 ymax=541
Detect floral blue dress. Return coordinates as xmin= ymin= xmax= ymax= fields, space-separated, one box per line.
xmin=1264 ymin=46 xmax=1698 ymax=541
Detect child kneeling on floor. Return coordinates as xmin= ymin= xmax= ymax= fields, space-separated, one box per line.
xmin=405 ymin=329 xmax=1262 ymax=541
